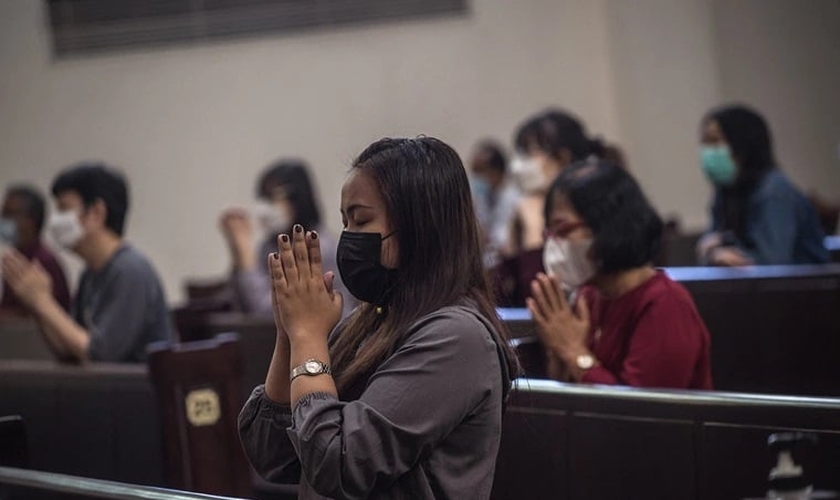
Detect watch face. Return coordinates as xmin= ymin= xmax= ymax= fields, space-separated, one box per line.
xmin=305 ymin=360 xmax=322 ymax=374
xmin=576 ymin=354 xmax=595 ymax=370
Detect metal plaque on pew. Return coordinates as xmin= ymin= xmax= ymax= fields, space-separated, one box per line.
xmin=184 ymin=388 xmax=221 ymax=427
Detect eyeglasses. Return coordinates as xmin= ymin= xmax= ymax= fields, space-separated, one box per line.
xmin=544 ymin=220 xmax=586 ymax=239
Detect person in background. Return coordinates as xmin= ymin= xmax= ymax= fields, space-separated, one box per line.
xmin=0 ymin=185 xmax=71 ymax=317
xmin=219 ymin=159 xmax=355 ymax=317
xmin=696 ymin=104 xmax=829 ymax=265
xmin=468 ymin=139 xmax=520 ymax=268
xmin=528 ymin=160 xmax=712 ymax=389
xmin=1 ymin=163 xmax=173 ymax=362
xmin=492 ymin=108 xmax=624 ymax=306
xmin=238 ymin=137 xmax=520 ymax=499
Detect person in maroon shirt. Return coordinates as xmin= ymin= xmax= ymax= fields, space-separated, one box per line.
xmin=527 ymin=160 xmax=712 ymax=389
xmin=0 ymin=185 xmax=71 ymax=317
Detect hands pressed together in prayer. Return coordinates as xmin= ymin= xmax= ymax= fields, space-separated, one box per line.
xmin=269 ymin=224 xmax=343 ymax=346
xmin=1 ymin=249 xmax=54 ymax=311
xmin=526 ymin=272 xmax=596 ymax=381
xmin=219 ymin=207 xmax=256 ymax=270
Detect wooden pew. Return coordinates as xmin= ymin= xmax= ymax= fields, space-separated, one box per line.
xmin=500 ymin=264 xmax=840 ymax=396
xmin=667 ymin=265 xmax=840 ymax=396
xmin=492 ymin=379 xmax=840 ymax=500
xmin=0 ymin=360 xmax=163 ymax=487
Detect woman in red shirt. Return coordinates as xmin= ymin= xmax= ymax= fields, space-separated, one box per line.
xmin=527 ymin=160 xmax=712 ymax=389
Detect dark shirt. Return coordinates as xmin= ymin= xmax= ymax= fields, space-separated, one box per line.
xmin=709 ymin=169 xmax=829 ymax=264
xmin=73 ymin=245 xmax=174 ymax=362
xmin=238 ymin=304 xmax=510 ymax=500
xmin=1 ymin=241 xmax=71 ymax=314
xmin=580 ymin=271 xmax=713 ymax=389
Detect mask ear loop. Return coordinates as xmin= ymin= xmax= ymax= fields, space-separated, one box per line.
xmin=373 ymin=229 xmax=399 ymax=314
xmin=381 ymin=229 xmax=398 ymax=241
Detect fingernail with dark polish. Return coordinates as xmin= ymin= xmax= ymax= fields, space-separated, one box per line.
xmin=311 ymin=231 xmax=318 ymax=240
xmin=294 ymin=224 xmax=303 ymax=233
xmin=280 ymin=234 xmax=289 ymax=243
xmin=273 ymin=252 xmax=279 ymax=260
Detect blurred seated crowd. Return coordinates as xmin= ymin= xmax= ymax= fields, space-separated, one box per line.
xmin=0 ymin=102 xmax=836 ymax=390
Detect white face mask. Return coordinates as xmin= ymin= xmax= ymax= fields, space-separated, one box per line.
xmin=253 ymin=201 xmax=292 ymax=235
xmin=510 ymin=156 xmax=546 ymax=193
xmin=543 ymin=236 xmax=596 ymax=290
xmin=48 ymin=210 xmax=85 ymax=249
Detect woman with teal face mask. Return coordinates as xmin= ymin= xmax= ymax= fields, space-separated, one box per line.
xmin=696 ymin=104 xmax=829 ymax=266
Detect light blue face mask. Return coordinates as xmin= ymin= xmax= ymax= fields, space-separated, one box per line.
xmin=700 ymin=146 xmax=738 ymax=186
xmin=0 ymin=217 xmax=17 ymax=246
xmin=470 ymin=176 xmax=491 ymax=201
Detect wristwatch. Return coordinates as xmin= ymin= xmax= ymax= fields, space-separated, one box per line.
xmin=575 ymin=354 xmax=596 ymax=371
xmin=290 ymin=358 xmax=332 ymax=382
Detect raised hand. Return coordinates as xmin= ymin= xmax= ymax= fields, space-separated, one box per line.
xmin=526 ymin=272 xmax=590 ymax=357
xmin=1 ymin=249 xmax=53 ymax=308
xmin=219 ymin=207 xmax=255 ymax=269
xmin=268 ymin=225 xmax=343 ymax=344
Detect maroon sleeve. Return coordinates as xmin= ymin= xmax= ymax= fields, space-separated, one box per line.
xmin=581 ymin=294 xmax=710 ymax=388
xmin=37 ymin=252 xmax=72 ymax=312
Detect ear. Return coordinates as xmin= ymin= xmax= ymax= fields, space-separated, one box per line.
xmin=558 ymin=148 xmax=574 ymax=167
xmin=85 ymin=198 xmax=109 ymax=229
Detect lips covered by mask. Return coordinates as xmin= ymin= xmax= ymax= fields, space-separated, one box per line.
xmin=542 ymin=236 xmax=597 ymax=290
xmin=48 ymin=210 xmax=85 ymax=249
xmin=254 ymin=200 xmax=292 ymax=235
xmin=0 ymin=218 xmax=18 ymax=246
xmin=700 ymin=145 xmax=737 ymax=186
xmin=510 ymin=156 xmax=546 ymax=193
xmin=336 ymin=230 xmax=398 ymax=304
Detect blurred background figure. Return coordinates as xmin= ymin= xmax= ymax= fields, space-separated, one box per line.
xmin=696 ymin=104 xmax=829 ymax=266
xmin=492 ymin=109 xmax=624 ymax=305
xmin=468 ymin=139 xmax=520 ymax=269
xmin=505 ymin=108 xmax=623 ymax=258
xmin=0 ymin=184 xmax=71 ymax=318
xmin=1 ymin=163 xmax=173 ymax=362
xmin=219 ymin=159 xmax=356 ymax=318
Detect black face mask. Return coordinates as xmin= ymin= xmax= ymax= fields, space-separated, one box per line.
xmin=337 ymin=230 xmax=398 ymax=304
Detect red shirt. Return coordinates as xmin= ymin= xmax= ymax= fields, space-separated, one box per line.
xmin=1 ymin=241 xmax=71 ymax=314
xmin=580 ymin=271 xmax=713 ymax=389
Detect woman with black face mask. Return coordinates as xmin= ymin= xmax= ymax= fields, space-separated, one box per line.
xmin=238 ymin=137 xmax=521 ymax=500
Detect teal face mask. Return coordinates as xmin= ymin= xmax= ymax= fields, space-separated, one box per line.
xmin=700 ymin=146 xmax=737 ymax=186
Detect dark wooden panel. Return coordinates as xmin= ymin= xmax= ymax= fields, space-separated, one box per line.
xmin=491 ymin=407 xmax=568 ymax=500
xmin=569 ymin=413 xmax=695 ymax=500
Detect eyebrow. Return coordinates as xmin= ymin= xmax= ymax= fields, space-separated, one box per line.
xmin=340 ymin=203 xmax=375 ymax=217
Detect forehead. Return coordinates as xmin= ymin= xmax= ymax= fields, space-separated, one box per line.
xmin=54 ymin=191 xmax=84 ymax=209
xmin=702 ymin=119 xmax=725 ymax=142
xmin=548 ymin=193 xmax=580 ymax=220
xmin=340 ymin=169 xmax=383 ymax=208
xmin=2 ymin=194 xmax=24 ymax=214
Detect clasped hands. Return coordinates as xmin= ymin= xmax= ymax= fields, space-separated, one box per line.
xmin=269 ymin=225 xmax=343 ymax=344
xmin=526 ymin=272 xmax=592 ymax=367
xmin=1 ymin=249 xmax=53 ymax=309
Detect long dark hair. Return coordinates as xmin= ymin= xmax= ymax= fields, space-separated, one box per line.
xmin=703 ymin=104 xmax=776 ymax=240
xmin=330 ymin=137 xmax=520 ymax=393
xmin=514 ymin=109 xmax=624 ymax=167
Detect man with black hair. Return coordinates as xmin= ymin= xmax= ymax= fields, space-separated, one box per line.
xmin=0 ymin=185 xmax=71 ymax=316
xmin=1 ymin=163 xmax=173 ymax=362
